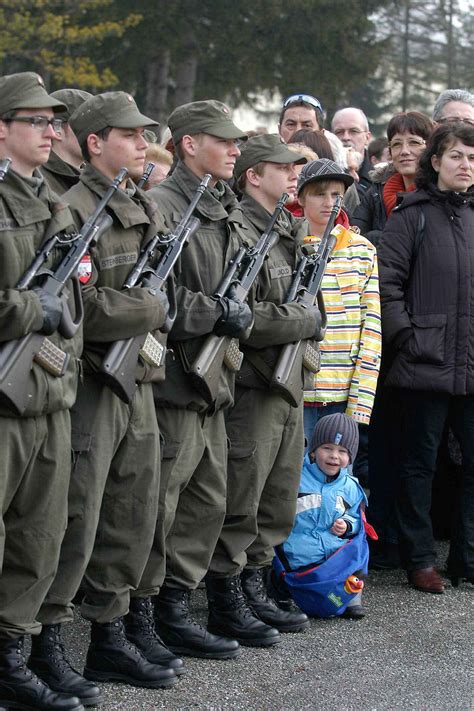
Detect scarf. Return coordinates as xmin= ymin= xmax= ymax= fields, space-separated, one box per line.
xmin=383 ymin=172 xmax=416 ymax=217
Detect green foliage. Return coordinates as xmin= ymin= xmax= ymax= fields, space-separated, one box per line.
xmin=0 ymin=0 xmax=141 ymax=90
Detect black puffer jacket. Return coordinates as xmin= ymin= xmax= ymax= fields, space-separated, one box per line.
xmin=352 ymin=163 xmax=396 ymax=246
xmin=377 ymin=184 xmax=474 ymax=394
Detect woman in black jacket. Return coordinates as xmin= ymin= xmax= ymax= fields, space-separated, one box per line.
xmin=377 ymin=123 xmax=474 ymax=593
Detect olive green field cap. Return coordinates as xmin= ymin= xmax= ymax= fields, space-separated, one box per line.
xmin=0 ymin=72 xmax=66 ymax=115
xmin=70 ymin=91 xmax=159 ymax=145
xmin=50 ymin=88 xmax=93 ymax=121
xmin=168 ymin=100 xmax=246 ymax=143
xmin=234 ymin=133 xmax=307 ymax=179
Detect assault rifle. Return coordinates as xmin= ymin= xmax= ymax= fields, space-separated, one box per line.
xmin=100 ymin=173 xmax=211 ymax=404
xmin=270 ymin=194 xmax=343 ymax=407
xmin=0 ymin=167 xmax=127 ymax=415
xmin=0 ymin=157 xmax=12 ymax=181
xmin=136 ymin=162 xmax=155 ymax=190
xmin=189 ymin=192 xmax=288 ymax=403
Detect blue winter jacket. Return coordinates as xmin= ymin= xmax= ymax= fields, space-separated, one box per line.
xmin=282 ymin=454 xmax=367 ymax=570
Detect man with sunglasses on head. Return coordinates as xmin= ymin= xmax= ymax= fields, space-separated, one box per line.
xmin=41 ymin=88 xmax=92 ymax=195
xmin=278 ymin=93 xmax=325 ymax=143
xmin=331 ymin=107 xmax=373 ymax=198
xmin=0 ymin=71 xmax=85 ymax=710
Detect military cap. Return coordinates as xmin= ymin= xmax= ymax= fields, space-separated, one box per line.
xmin=168 ymin=100 xmax=246 ymax=143
xmin=0 ymin=72 xmax=66 ymax=115
xmin=50 ymin=88 xmax=93 ymax=121
xmin=70 ymin=91 xmax=158 ymax=145
xmin=297 ymin=158 xmax=354 ymax=196
xmin=234 ymin=133 xmax=306 ymax=180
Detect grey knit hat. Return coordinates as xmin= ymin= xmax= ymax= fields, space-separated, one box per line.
xmin=310 ymin=413 xmax=359 ymax=463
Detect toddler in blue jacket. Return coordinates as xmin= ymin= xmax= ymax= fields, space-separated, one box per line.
xmin=275 ymin=413 xmax=368 ymax=618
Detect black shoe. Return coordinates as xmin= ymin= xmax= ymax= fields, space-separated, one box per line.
xmin=155 ymin=586 xmax=241 ymax=659
xmin=206 ymin=575 xmax=281 ymax=647
xmin=0 ymin=636 xmax=84 ymax=710
xmin=342 ymin=605 xmax=366 ymax=620
xmin=369 ymin=542 xmax=400 ymax=570
xmin=241 ymin=567 xmax=309 ymax=633
xmin=84 ymin=619 xmax=177 ymax=689
xmin=125 ymin=597 xmax=185 ymax=675
xmin=29 ymin=624 xmax=103 ymax=707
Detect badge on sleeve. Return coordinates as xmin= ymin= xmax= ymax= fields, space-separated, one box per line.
xmin=78 ymin=254 xmax=92 ymax=284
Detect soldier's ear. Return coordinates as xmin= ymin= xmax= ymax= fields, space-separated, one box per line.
xmin=87 ymin=133 xmax=102 ymax=157
xmin=0 ymin=120 xmax=8 ymax=139
xmin=181 ymin=134 xmax=197 ymax=157
xmin=246 ymin=167 xmax=260 ymax=187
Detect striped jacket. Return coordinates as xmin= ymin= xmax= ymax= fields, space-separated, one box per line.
xmin=303 ymin=226 xmax=381 ymax=424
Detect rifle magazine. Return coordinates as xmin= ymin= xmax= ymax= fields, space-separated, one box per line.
xmin=223 ymin=338 xmax=243 ymax=372
xmin=34 ymin=338 xmax=69 ymax=377
xmin=139 ymin=332 xmax=166 ymax=368
xmin=302 ymin=341 xmax=321 ymax=373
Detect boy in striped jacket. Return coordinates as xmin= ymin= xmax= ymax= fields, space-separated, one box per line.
xmin=297 ymin=159 xmax=381 ymax=452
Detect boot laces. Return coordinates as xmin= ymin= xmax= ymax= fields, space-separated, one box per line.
xmin=134 ymin=599 xmax=160 ymax=641
xmin=174 ymin=590 xmax=206 ymax=631
xmin=14 ymin=639 xmax=43 ymax=686
xmin=44 ymin=628 xmax=75 ymax=674
xmin=112 ymin=619 xmax=143 ymax=657
xmin=228 ymin=578 xmax=256 ymax=618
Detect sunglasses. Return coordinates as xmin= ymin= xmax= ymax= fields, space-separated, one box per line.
xmin=283 ymin=93 xmax=324 ymax=113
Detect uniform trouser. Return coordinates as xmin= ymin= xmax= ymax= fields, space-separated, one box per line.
xmin=38 ymin=377 xmax=160 ymax=625
xmin=136 ymin=407 xmax=227 ymax=593
xmin=0 ymin=409 xmax=70 ymax=638
xmin=396 ymin=389 xmax=474 ymax=575
xmin=209 ymin=387 xmax=304 ymax=576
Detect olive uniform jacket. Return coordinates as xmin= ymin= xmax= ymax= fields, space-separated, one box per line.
xmin=149 ymin=160 xmax=248 ymax=413
xmin=41 ymin=151 xmax=81 ymax=196
xmin=232 ymin=194 xmax=317 ymax=393
xmin=0 ymin=169 xmax=82 ymax=418
xmin=63 ymin=163 xmax=169 ymax=385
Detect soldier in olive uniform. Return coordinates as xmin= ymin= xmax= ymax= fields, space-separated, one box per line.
xmin=206 ymin=135 xmax=323 ymax=644
xmin=41 ymin=89 xmax=92 ymax=195
xmin=0 ymin=72 xmax=85 ymax=711
xmin=32 ymin=92 xmax=180 ymax=702
xmin=136 ymin=101 xmax=252 ymax=659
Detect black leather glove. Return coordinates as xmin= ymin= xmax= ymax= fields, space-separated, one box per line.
xmin=214 ymin=297 xmax=253 ymax=337
xmin=32 ymin=286 xmax=63 ymax=335
xmin=141 ymin=278 xmax=170 ymax=318
xmin=307 ymin=304 xmax=324 ymax=340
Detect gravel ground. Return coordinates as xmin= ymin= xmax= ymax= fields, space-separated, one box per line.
xmin=56 ymin=543 xmax=473 ymax=711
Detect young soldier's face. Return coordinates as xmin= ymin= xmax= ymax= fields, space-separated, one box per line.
xmin=0 ymin=107 xmax=58 ymax=176
xmin=252 ymin=162 xmax=299 ymax=205
xmin=299 ymin=180 xmax=345 ymax=234
xmin=315 ymin=443 xmax=350 ymax=477
xmin=93 ymin=127 xmax=148 ymax=181
xmin=185 ymin=134 xmax=241 ymax=184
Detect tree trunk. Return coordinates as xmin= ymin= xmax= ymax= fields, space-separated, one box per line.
xmin=401 ymin=0 xmax=410 ymax=111
xmin=173 ymin=31 xmax=198 ymax=108
xmin=145 ymin=47 xmax=170 ymax=128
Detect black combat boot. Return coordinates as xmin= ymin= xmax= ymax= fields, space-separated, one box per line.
xmin=29 ymin=624 xmax=103 ymax=707
xmin=0 ymin=636 xmax=84 ymax=710
xmin=206 ymin=575 xmax=281 ymax=647
xmin=124 ymin=597 xmax=185 ymax=675
xmin=83 ymin=618 xmax=177 ymax=689
xmin=155 ymin=586 xmax=241 ymax=659
xmin=241 ymin=567 xmax=310 ymax=633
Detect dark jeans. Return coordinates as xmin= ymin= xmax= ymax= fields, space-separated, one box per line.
xmin=396 ymin=389 xmax=474 ymax=575
xmin=368 ymin=386 xmax=401 ymax=545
